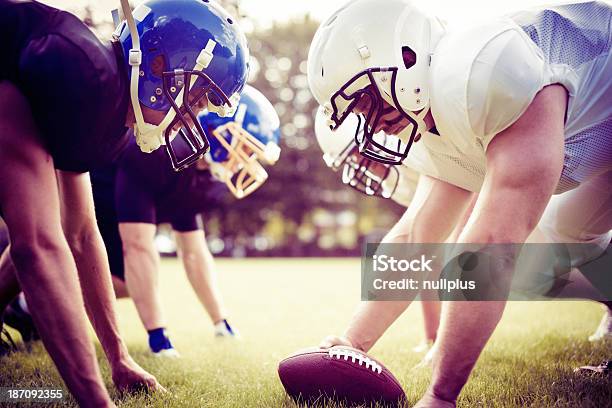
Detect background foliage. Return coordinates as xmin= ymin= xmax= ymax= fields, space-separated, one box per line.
xmin=78 ymin=2 xmax=405 ymax=257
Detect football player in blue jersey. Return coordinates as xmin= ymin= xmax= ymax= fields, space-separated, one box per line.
xmin=92 ymin=85 xmax=280 ymax=357
xmin=0 ymin=0 xmax=248 ymax=404
xmin=308 ymin=1 xmax=611 ymax=406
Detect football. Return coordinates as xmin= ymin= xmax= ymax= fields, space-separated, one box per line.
xmin=278 ymin=346 xmax=406 ymax=407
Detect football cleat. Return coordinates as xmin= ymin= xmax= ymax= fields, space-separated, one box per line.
xmin=412 ymin=339 xmax=434 ymax=354
xmin=3 ymin=298 xmax=40 ymax=343
xmin=214 ymin=319 xmax=240 ymax=338
xmin=574 ymin=360 xmax=611 ymax=375
xmin=588 ymin=309 xmax=612 ymax=342
xmin=151 ymin=347 xmax=181 ymax=359
xmin=413 ymin=343 xmax=437 ymax=369
xmin=148 ymin=328 xmax=180 ymax=358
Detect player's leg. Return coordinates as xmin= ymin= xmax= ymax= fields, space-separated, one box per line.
xmin=118 ymin=222 xmax=178 ymax=355
xmin=118 ymin=223 xmax=163 ymax=326
xmin=0 ymin=81 xmax=112 ymax=407
xmin=114 ymin=158 xmax=178 ymax=355
xmin=539 ymin=171 xmax=612 ymax=340
xmin=383 ymin=208 xmax=442 ymax=353
xmin=56 ymin=170 xmax=161 ymax=392
xmin=91 ymin=178 xmax=130 ymax=299
xmin=174 ymin=229 xmax=237 ymax=337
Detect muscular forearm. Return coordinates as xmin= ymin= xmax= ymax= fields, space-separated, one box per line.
xmin=428 ymin=229 xmax=522 ymax=402
xmin=345 ymin=223 xmax=423 ymax=351
xmin=345 ymin=192 xmax=472 ymax=351
xmin=66 ymin=229 xmax=128 ymax=364
xmin=430 ymin=300 xmax=505 ymax=402
xmin=344 ymin=301 xmax=412 ymax=352
xmin=11 ymin=243 xmax=112 ymax=407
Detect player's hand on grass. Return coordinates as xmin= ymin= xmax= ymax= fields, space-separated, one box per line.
xmin=319 ymin=335 xmax=354 ymax=349
xmin=111 ymin=355 xmax=166 ymax=394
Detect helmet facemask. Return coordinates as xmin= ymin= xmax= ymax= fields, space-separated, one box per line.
xmin=321 ymin=117 xmax=398 ymax=199
xmin=326 ymin=67 xmax=426 ymax=165
xmin=341 ymin=151 xmax=399 ymax=199
xmin=119 ymin=0 xmax=241 ymax=171
xmin=162 ymin=70 xmax=238 ymax=171
xmin=208 ymin=122 xmax=280 ymax=199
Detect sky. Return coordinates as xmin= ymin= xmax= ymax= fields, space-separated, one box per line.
xmin=42 ymin=0 xmax=612 ymax=29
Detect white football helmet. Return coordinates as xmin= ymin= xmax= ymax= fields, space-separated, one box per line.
xmin=308 ymin=0 xmax=445 ymax=164
xmin=314 ymin=106 xmax=399 ymax=199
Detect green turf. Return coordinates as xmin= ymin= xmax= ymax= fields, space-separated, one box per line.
xmin=1 ymin=258 xmax=611 ymax=407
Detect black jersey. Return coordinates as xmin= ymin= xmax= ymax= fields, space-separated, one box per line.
xmin=91 ymin=140 xmax=227 ymax=280
xmin=92 ymin=136 xmax=228 ymax=232
xmin=0 ymin=0 xmax=130 ymax=172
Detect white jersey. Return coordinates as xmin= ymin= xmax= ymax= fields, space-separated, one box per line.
xmin=407 ymin=1 xmax=612 ymax=194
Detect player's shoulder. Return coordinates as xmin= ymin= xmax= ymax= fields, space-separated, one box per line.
xmin=19 ymin=6 xmax=117 ymax=90
xmin=431 ymin=17 xmax=548 ymax=147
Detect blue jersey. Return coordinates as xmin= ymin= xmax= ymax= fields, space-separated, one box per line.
xmin=0 ymin=0 xmax=130 ymax=172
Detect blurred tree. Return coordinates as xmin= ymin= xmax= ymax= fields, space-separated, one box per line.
xmin=202 ymin=14 xmax=406 ymax=256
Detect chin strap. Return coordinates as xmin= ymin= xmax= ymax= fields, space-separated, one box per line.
xmin=119 ymin=0 xmax=221 ymax=154
xmin=120 ymin=0 xmax=163 ymax=153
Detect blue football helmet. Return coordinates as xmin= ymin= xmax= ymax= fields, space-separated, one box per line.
xmin=199 ymin=85 xmax=281 ymax=199
xmin=115 ymin=0 xmax=249 ymax=171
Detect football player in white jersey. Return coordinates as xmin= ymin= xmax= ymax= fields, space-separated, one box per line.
xmin=308 ymin=1 xmax=611 ymax=405
xmin=314 ymin=107 xmax=443 ymax=353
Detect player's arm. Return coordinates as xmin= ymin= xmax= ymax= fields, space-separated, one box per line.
xmin=458 ymin=86 xmax=567 ymax=243
xmin=175 ymin=226 xmax=226 ymax=324
xmin=422 ymin=84 xmax=566 ymax=405
xmin=322 ymin=175 xmax=474 ymax=352
xmin=57 ymin=171 xmax=161 ymax=392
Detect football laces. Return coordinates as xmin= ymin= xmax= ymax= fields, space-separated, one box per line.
xmin=328 ymin=348 xmax=382 ymax=374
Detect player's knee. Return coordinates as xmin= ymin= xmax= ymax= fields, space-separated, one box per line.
xmin=121 ymin=237 xmax=154 ymax=257
xmin=180 ymin=250 xmax=199 ymax=266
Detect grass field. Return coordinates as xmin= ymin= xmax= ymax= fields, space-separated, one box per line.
xmin=1 ymin=258 xmax=611 ymax=407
